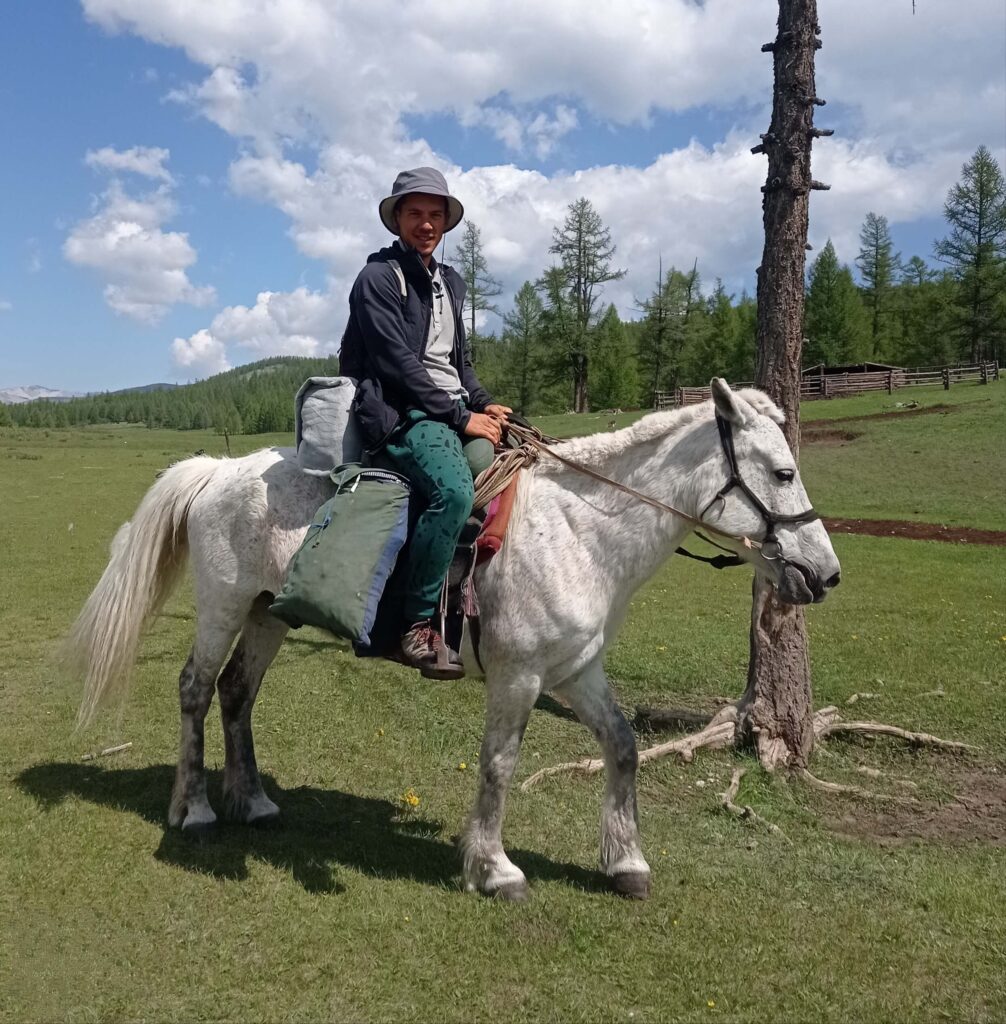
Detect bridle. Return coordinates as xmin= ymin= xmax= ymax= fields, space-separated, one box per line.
xmin=689 ymin=413 xmax=820 ymax=565
xmin=494 ymin=413 xmax=820 ymax=570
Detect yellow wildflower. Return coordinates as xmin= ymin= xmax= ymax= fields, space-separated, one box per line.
xmin=401 ymin=788 xmax=420 ymax=808
xmin=707 ymin=1001 xmax=716 ymax=1009
xmin=458 ymin=761 xmax=468 ymax=771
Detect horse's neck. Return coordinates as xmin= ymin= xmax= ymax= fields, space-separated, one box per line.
xmin=533 ymin=421 xmax=708 ymax=594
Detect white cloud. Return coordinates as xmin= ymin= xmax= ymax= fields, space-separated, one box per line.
xmin=172 ymin=329 xmax=230 ymax=376
xmin=64 ymin=154 xmax=214 ymax=323
xmin=80 ymin=0 xmax=1004 ymax=354
xmin=171 ymin=286 xmax=342 ymax=373
xmin=460 ymin=103 xmax=579 ymax=160
xmin=85 ymin=145 xmax=174 ymax=183
xmin=0 ymin=299 xmax=12 ymax=312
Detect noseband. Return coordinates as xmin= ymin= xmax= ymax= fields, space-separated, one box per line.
xmin=698 ymin=414 xmax=820 ymax=561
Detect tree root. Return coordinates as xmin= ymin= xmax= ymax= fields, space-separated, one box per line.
xmin=521 ymin=700 xmax=974 ymax=792
xmin=520 ymin=705 xmax=739 ymax=791
xmin=817 ymin=721 xmax=976 ymax=752
xmin=798 ymin=768 xmax=921 ymax=805
xmin=720 ymin=767 xmax=787 ymax=838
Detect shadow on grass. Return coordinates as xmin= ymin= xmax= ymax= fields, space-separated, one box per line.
xmin=16 ymin=762 xmax=607 ymax=897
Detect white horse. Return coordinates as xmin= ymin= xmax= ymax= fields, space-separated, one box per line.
xmin=69 ymin=379 xmax=840 ymax=901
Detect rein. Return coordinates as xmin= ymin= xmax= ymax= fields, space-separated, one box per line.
xmin=488 ymin=418 xmax=760 ymax=557
xmin=477 ymin=413 xmax=820 ymax=569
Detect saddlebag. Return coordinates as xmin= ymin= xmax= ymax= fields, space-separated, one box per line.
xmin=268 ymin=464 xmax=411 ymax=646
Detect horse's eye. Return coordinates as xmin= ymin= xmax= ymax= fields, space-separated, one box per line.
xmin=775 ymin=469 xmax=795 ymax=482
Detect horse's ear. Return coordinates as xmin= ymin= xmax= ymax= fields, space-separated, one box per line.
xmin=710 ymin=378 xmax=752 ymax=426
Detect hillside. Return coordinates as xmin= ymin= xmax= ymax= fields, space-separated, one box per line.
xmin=1 ymin=356 xmax=340 ymax=432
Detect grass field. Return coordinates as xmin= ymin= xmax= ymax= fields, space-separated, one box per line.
xmin=1 ymin=382 xmax=1004 ymax=1023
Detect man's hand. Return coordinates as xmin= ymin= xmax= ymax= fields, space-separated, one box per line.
xmin=464 ymin=412 xmax=503 ymax=446
xmin=484 ymin=403 xmax=512 ymax=422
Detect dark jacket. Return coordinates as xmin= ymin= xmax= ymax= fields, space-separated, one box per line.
xmin=339 ymin=243 xmax=494 ymax=451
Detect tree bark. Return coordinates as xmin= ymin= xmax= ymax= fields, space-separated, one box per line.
xmin=572 ymin=353 xmax=589 ymax=412
xmin=742 ymin=0 xmax=824 ymax=770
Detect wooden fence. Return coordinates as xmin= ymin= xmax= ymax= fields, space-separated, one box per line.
xmin=654 ymin=360 xmax=1000 ymax=409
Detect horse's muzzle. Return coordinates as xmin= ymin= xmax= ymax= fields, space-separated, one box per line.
xmin=778 ymin=562 xmax=840 ymax=605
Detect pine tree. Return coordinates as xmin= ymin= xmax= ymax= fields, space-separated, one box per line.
xmin=682 ymin=280 xmax=738 ymax=384
xmin=804 ymin=240 xmax=870 ymax=365
xmin=934 ymin=145 xmax=1006 ymax=362
xmin=637 ymin=262 xmax=704 ymax=396
xmin=901 ymin=255 xmax=932 ymax=287
xmin=451 ymin=221 xmax=503 ymax=361
xmin=728 ymin=293 xmax=759 ymax=382
xmin=894 ymin=263 xmax=958 ymax=366
xmin=856 ymin=212 xmax=900 ymax=359
xmin=502 ymin=282 xmax=545 ymax=414
xmin=589 ymin=305 xmax=638 ymax=410
xmin=546 ymin=198 xmax=625 ymax=411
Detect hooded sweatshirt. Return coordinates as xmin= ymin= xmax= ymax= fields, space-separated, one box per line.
xmin=339 ymin=242 xmax=493 ymax=451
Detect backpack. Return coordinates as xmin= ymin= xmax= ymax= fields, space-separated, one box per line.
xmin=292 ymin=260 xmax=408 ymax=476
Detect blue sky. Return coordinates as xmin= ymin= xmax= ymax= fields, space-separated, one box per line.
xmin=1 ymin=0 xmax=1003 ymax=393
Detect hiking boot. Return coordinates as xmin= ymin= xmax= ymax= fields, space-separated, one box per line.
xmin=400 ymin=621 xmax=465 ymax=680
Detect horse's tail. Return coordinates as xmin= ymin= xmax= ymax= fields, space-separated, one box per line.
xmin=69 ymin=456 xmax=222 ymax=727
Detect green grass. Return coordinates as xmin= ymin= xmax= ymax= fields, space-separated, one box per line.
xmin=800 ymin=381 xmax=1006 ymax=530
xmin=533 ymin=380 xmax=1006 ymax=530
xmin=1 ymin=395 xmax=1005 ymax=1023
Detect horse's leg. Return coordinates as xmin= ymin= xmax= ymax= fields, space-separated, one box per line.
xmin=217 ymin=594 xmax=287 ymax=825
xmin=460 ymin=671 xmax=541 ymax=901
xmin=168 ymin=614 xmax=241 ymax=833
xmin=556 ymin=661 xmax=651 ymax=899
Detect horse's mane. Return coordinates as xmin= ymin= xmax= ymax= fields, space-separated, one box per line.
xmin=542 ymin=388 xmax=785 ymax=470
xmin=539 ymin=400 xmax=710 ymax=470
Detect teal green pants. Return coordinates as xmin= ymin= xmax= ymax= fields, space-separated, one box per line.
xmin=384 ymin=410 xmax=492 ymax=626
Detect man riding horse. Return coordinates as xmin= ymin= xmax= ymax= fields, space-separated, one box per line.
xmin=338 ymin=167 xmax=512 ymax=679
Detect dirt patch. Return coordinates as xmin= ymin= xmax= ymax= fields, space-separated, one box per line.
xmin=809 ymin=402 xmax=966 ymax=426
xmin=823 ymin=517 xmax=1006 ymax=546
xmin=803 ymin=428 xmax=862 ymax=445
xmin=828 ymin=770 xmax=1006 ymax=846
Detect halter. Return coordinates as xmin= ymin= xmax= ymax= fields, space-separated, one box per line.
xmin=693 ymin=413 xmax=820 ymax=563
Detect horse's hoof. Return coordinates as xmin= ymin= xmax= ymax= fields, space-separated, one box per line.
xmin=247 ymin=807 xmax=282 ymax=828
xmin=181 ymin=817 xmax=217 ymax=839
xmin=490 ymin=880 xmax=530 ymax=902
xmin=611 ymin=871 xmax=651 ymax=900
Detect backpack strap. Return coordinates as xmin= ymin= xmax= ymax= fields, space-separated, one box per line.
xmin=386 ymin=258 xmax=408 ymax=301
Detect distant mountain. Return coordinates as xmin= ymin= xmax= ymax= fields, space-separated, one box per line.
xmin=0 ymin=385 xmax=84 ymax=404
xmin=0 ymin=381 xmax=180 ymax=404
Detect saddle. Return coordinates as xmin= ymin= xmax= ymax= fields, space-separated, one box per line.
xmin=438 ymin=476 xmax=520 ymax=671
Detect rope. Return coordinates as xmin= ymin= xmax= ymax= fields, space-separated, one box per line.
xmin=473 ymin=420 xmax=760 ymax=553
xmin=471 ymin=421 xmax=557 ymax=509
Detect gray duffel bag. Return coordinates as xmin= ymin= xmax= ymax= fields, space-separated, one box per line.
xmin=295 ymin=376 xmax=363 ymax=476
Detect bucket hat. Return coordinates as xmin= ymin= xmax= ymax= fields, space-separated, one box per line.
xmin=378 ymin=167 xmax=464 ymax=235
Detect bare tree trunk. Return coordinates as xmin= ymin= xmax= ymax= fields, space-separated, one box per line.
xmin=740 ymin=0 xmax=828 ymax=770
xmin=572 ymin=353 xmax=589 ymax=412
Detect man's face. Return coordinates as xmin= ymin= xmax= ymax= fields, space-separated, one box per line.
xmin=395 ymin=193 xmax=448 ymax=262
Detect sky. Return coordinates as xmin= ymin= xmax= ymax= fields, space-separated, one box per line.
xmin=1 ymin=0 xmax=1003 ymax=393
